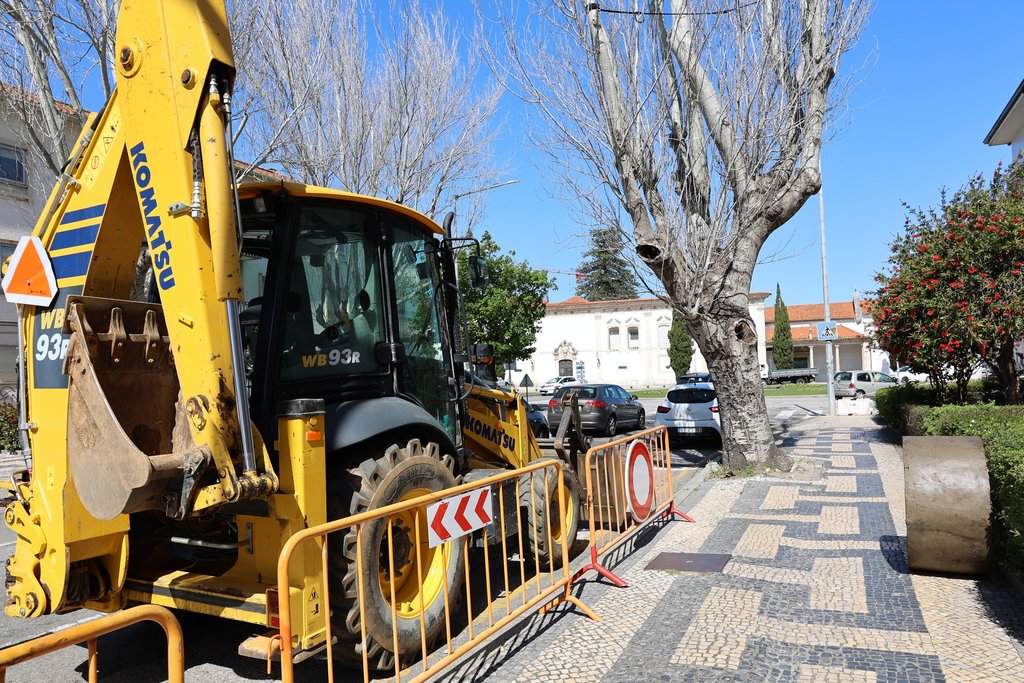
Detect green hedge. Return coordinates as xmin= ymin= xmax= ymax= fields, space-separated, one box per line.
xmin=874 ymin=379 xmax=1002 ymax=434
xmin=922 ymin=404 xmax=1024 ymax=575
xmin=875 ymin=384 xmax=937 ymax=434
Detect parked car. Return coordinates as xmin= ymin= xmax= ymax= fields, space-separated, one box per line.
xmin=547 ymin=383 xmax=645 ymax=437
xmin=677 ymin=372 xmax=712 ymax=385
xmin=654 ymin=383 xmax=721 ymax=442
xmin=539 ymin=375 xmax=577 ymax=395
xmin=834 ymin=371 xmax=898 ymax=397
xmin=523 ymin=399 xmax=549 ymax=438
xmin=895 ymin=366 xmax=929 ymax=384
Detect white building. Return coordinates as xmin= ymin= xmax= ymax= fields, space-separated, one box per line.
xmin=509 ymin=290 xmax=894 ymax=390
xmin=764 ymin=293 xmax=890 ymax=382
xmin=0 ymin=90 xmax=83 ymax=385
xmin=985 ymin=78 xmax=1024 ymax=158
xmin=509 ymin=293 xmax=770 ymax=390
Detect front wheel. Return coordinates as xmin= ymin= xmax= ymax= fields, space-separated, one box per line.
xmin=524 ymin=461 xmax=580 ymax=570
xmin=636 ymin=409 xmax=646 ymax=429
xmin=329 ymin=439 xmax=465 ymax=671
xmin=605 ymin=414 xmax=617 ymax=437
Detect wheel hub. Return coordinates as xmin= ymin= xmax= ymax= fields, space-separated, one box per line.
xmin=380 ymin=518 xmax=414 ymax=580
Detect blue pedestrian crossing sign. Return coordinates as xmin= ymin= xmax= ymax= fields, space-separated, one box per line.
xmin=817 ymin=321 xmax=838 ymax=341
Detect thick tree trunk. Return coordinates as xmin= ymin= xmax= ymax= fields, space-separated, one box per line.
xmin=995 ymin=343 xmax=1021 ymax=405
xmin=688 ymin=303 xmax=792 ymax=473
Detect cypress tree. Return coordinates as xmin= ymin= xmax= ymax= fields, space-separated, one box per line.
xmin=667 ymin=312 xmax=694 ymax=380
xmin=772 ymin=283 xmax=794 ymax=370
xmin=576 ymin=226 xmax=639 ymax=301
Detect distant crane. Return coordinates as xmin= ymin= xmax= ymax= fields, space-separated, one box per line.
xmin=534 ymin=267 xmax=583 ymax=280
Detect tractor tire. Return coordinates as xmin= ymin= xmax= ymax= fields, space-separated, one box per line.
xmin=523 ymin=460 xmax=580 ymax=570
xmin=327 ymin=439 xmax=464 ymax=671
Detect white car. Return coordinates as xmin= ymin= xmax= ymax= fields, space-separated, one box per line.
xmin=654 ymin=383 xmax=721 ymax=441
xmin=538 ymin=375 xmax=577 ymax=395
xmin=894 ymin=366 xmax=929 ymax=384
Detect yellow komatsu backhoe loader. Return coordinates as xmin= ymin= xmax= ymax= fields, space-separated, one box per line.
xmin=2 ymin=0 xmax=590 ymax=670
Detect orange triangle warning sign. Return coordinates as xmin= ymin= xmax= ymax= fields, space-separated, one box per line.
xmin=2 ymin=236 xmax=58 ymax=307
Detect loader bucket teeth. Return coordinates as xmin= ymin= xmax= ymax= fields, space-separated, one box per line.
xmin=63 ymin=296 xmax=211 ymax=520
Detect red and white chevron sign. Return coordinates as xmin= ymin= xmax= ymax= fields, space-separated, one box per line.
xmin=427 ymin=488 xmax=493 ymax=547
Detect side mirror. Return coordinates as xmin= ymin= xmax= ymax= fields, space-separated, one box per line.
xmin=468 ymin=255 xmax=489 ymax=288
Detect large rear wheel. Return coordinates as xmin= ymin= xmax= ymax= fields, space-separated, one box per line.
xmin=523 ymin=461 xmax=580 ymax=570
xmin=328 ymin=439 xmax=464 ymax=671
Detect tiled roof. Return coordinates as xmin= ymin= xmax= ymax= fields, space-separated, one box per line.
xmin=548 ymin=295 xmax=593 ymax=307
xmin=765 ymin=300 xmax=873 ymax=324
xmin=0 ymin=82 xmax=82 ymax=118
xmin=765 ymin=323 xmax=864 ymax=343
xmin=235 ymin=160 xmax=291 ymax=182
xmin=547 ymin=291 xmax=770 ymax=311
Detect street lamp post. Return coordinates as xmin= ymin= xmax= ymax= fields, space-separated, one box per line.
xmin=819 ymin=165 xmax=835 ymax=416
xmin=450 ymin=179 xmax=520 ymax=239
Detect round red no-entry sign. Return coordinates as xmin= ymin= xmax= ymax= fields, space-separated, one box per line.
xmin=625 ymin=439 xmax=655 ymax=521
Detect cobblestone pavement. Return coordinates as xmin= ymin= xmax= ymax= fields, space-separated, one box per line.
xmin=437 ymin=416 xmax=1024 ymax=683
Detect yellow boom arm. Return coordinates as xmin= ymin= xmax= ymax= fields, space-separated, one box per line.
xmin=4 ymin=0 xmax=276 ymax=618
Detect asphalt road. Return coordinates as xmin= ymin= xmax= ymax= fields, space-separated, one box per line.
xmin=0 ymin=394 xmax=825 ymax=682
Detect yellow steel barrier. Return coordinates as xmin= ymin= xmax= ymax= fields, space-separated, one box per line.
xmin=571 ymin=425 xmax=693 ymax=587
xmin=0 ymin=604 xmax=184 ymax=682
xmin=276 ymin=458 xmax=598 ymax=682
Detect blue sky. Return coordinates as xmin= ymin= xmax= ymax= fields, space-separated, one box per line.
xmin=468 ymin=1 xmax=1024 ymax=307
xmin=70 ymin=2 xmax=1023 ymax=309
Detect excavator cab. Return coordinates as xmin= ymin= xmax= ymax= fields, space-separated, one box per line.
xmin=235 ymin=186 xmax=462 ymax=456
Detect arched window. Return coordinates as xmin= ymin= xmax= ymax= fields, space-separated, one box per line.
xmin=627 ymin=326 xmax=640 ymax=349
xmin=608 ymin=326 xmax=620 ymax=350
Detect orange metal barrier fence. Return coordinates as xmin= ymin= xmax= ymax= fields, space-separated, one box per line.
xmin=276 ymin=458 xmax=598 ymax=683
xmin=571 ymin=425 xmax=693 ymax=587
xmin=0 ymin=604 xmax=184 ymax=683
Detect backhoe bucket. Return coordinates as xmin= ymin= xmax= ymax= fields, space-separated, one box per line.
xmin=62 ymin=296 xmax=210 ymax=521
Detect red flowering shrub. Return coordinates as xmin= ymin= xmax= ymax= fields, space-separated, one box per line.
xmin=873 ymin=160 xmax=1024 ymax=404
xmin=0 ymin=403 xmax=19 ymax=452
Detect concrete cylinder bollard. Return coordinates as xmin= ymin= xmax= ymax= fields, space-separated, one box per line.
xmin=903 ymin=436 xmax=991 ymax=574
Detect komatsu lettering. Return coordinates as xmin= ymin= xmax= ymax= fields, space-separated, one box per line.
xmin=129 ymin=142 xmax=175 ymax=289
xmin=467 ymin=417 xmax=515 ymax=451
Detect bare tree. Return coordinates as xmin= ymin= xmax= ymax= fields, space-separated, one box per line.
xmin=485 ymin=0 xmax=868 ymax=471
xmin=0 ymin=0 xmax=116 ymax=174
xmin=237 ymin=0 xmax=504 ymax=224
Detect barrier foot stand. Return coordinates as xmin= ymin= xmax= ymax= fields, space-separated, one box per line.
xmin=563 ymin=592 xmax=600 ymax=622
xmin=570 ymin=546 xmax=628 ymax=588
xmin=666 ymin=501 xmax=695 ymax=523
xmin=537 ymin=587 xmax=601 ymax=622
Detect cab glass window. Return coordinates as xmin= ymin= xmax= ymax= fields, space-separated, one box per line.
xmin=391 ymin=223 xmax=456 ymax=436
xmin=279 ymin=204 xmax=385 ymax=381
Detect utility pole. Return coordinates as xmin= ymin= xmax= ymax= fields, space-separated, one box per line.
xmin=819 ymin=165 xmax=835 ymax=416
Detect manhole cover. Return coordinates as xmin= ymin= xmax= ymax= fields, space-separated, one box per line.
xmin=645 ymin=552 xmax=731 ymax=572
